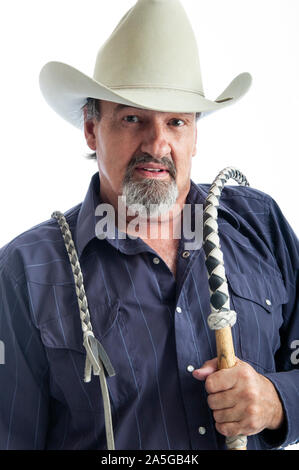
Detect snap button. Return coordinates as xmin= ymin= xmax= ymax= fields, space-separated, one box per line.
xmin=265 ymin=299 xmax=272 ymax=306
xmin=176 ymin=306 xmax=182 ymax=313
xmin=187 ymin=365 xmax=195 ymax=372
xmin=182 ymin=251 xmax=190 ymax=259
xmin=153 ymin=257 xmax=160 ymax=264
xmin=198 ymin=426 xmax=206 ymax=435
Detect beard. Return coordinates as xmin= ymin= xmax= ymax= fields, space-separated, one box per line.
xmin=122 ymin=154 xmax=178 ymax=217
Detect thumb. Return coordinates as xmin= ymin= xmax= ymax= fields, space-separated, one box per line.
xmin=192 ymin=357 xmax=218 ymax=381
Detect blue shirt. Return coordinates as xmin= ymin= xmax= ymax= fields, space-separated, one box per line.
xmin=0 ymin=172 xmax=298 ymax=450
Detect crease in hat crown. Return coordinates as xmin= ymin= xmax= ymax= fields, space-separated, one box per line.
xmin=39 ymin=0 xmax=252 ymax=128
xmin=93 ymin=0 xmax=204 ymax=95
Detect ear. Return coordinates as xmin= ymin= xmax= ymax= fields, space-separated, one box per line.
xmin=83 ymin=108 xmax=97 ymax=151
xmin=192 ymin=125 xmax=197 ymax=157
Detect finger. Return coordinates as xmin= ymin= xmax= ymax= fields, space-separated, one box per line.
xmin=213 ymin=406 xmax=244 ymax=424
xmin=192 ymin=357 xmax=218 ymax=381
xmin=205 ymin=358 xmax=248 ymax=394
xmin=215 ymin=419 xmax=260 ymax=438
xmin=205 ymin=368 xmax=238 ymax=394
xmin=207 ymin=389 xmax=237 ymax=410
xmin=215 ymin=421 xmax=243 ymax=438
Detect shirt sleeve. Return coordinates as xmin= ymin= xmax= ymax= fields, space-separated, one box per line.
xmin=0 ymin=263 xmax=49 ymax=449
xmin=259 ymin=196 xmax=299 ymax=449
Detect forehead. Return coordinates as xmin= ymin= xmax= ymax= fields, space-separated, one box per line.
xmin=101 ymin=100 xmax=194 ymax=119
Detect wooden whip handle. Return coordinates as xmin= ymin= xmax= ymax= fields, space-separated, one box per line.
xmin=215 ymin=327 xmax=247 ymax=450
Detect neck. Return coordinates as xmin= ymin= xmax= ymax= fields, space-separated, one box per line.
xmin=99 ymin=189 xmax=189 ymax=242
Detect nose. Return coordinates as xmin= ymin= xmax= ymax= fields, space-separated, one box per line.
xmin=140 ymin=121 xmax=171 ymax=159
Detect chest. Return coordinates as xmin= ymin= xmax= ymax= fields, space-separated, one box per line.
xmin=143 ymin=238 xmax=180 ymax=277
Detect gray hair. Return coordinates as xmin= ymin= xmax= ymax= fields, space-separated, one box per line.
xmin=84 ymin=97 xmax=102 ymax=122
xmin=83 ymin=98 xmax=101 ymax=160
xmin=83 ymin=98 xmax=201 ymax=160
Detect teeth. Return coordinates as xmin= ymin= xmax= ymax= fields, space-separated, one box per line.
xmin=142 ymin=168 xmax=163 ymax=172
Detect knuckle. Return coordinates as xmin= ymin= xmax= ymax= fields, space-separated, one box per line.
xmin=239 ymin=366 xmax=252 ymax=381
xmin=245 ymin=409 xmax=260 ymax=432
xmin=243 ymin=387 xmax=258 ymax=402
xmin=247 ymin=404 xmax=259 ymax=417
xmin=246 ymin=418 xmax=258 ymax=435
xmin=242 ymin=385 xmax=259 ymax=403
xmin=205 ymin=376 xmax=214 ymax=393
xmin=217 ymin=423 xmax=235 ymax=437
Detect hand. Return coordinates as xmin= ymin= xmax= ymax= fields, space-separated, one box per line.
xmin=192 ymin=357 xmax=284 ymax=438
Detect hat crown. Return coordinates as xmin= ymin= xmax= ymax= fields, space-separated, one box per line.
xmin=39 ymin=0 xmax=252 ymax=128
xmin=93 ymin=0 xmax=204 ymax=96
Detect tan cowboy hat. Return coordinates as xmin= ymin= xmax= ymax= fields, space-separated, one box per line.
xmin=39 ymin=0 xmax=252 ymax=128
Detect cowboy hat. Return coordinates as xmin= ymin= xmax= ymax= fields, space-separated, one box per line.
xmin=39 ymin=0 xmax=252 ymax=128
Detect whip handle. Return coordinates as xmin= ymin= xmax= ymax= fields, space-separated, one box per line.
xmin=215 ymin=328 xmax=247 ymax=450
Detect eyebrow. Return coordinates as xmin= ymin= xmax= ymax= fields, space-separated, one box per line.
xmin=113 ymin=104 xmax=194 ymax=117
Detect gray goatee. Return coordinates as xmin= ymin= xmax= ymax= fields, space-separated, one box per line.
xmin=122 ymin=154 xmax=178 ymax=217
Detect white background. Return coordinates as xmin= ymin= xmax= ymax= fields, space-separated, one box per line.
xmin=0 ymin=0 xmax=298 ymax=246
xmin=0 ymin=0 xmax=298 ymax=449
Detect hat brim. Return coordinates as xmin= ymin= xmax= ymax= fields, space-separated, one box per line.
xmin=39 ymin=61 xmax=252 ymax=128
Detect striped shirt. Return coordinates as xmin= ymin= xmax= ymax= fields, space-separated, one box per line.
xmin=0 ymin=172 xmax=298 ymax=450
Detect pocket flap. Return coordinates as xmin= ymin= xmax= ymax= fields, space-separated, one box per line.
xmin=227 ymin=272 xmax=288 ymax=313
xmin=40 ymin=298 xmax=120 ymax=352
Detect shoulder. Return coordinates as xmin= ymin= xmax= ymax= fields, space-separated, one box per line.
xmin=197 ymin=183 xmax=277 ymax=227
xmin=198 ymin=182 xmax=274 ymax=207
xmin=0 ymin=203 xmax=82 ymax=282
xmin=197 ymin=182 xmax=298 ymax=277
xmin=196 ymin=182 xmax=287 ymax=251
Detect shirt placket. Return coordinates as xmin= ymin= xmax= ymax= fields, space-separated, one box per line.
xmin=174 ymin=241 xmax=221 ymax=449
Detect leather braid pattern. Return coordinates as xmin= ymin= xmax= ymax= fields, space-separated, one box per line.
xmin=203 ymin=167 xmax=249 ymax=330
xmin=52 ymin=210 xmax=115 ymax=450
xmin=203 ymin=167 xmax=249 ymax=450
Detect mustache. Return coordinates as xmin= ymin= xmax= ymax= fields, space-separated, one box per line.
xmin=125 ymin=153 xmax=176 ymax=180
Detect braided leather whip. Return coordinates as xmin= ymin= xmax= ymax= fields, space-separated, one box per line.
xmin=51 ymin=211 xmax=116 ymax=450
xmin=203 ymin=167 xmax=249 ymax=451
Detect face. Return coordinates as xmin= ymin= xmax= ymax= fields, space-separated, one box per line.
xmin=84 ymin=100 xmax=197 ymax=216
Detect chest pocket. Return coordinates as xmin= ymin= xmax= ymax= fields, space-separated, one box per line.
xmin=39 ymin=297 xmax=140 ymax=414
xmin=227 ymin=272 xmax=288 ymax=373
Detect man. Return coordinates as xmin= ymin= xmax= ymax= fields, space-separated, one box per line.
xmin=0 ymin=0 xmax=298 ymax=450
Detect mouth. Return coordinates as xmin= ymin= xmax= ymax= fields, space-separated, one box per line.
xmin=134 ymin=164 xmax=170 ymax=179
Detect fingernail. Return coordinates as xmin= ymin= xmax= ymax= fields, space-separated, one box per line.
xmin=192 ymin=369 xmax=204 ymax=379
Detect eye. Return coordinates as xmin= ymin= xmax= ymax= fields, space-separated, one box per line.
xmin=170 ymin=118 xmax=185 ymax=127
xmin=123 ymin=115 xmax=140 ymax=123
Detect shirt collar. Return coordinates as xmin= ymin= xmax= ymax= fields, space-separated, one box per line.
xmin=188 ymin=180 xmax=240 ymax=230
xmin=75 ymin=172 xmax=240 ymax=258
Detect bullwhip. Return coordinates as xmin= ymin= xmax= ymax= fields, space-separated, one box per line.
xmin=51 ymin=166 xmax=249 ymax=451
xmin=51 ymin=211 xmax=116 ymax=450
xmin=203 ymin=166 xmax=249 ymax=450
